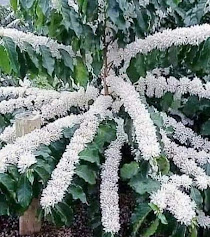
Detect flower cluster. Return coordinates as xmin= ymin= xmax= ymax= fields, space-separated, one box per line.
xmin=0 ymin=114 xmax=82 ymax=173
xmin=110 ymin=24 xmax=210 ymax=72
xmin=40 ymin=85 xmax=99 ymax=120
xmin=197 ymin=211 xmax=210 ymax=228
xmin=107 ymin=75 xmax=160 ymax=160
xmin=0 ymin=86 xmax=98 ymax=144
xmin=0 ymin=125 xmax=16 ymax=144
xmin=0 ymin=27 xmax=75 ymax=59
xmin=40 ymin=96 xmax=112 ymax=209
xmin=0 ymin=93 xmax=59 ymax=115
xmin=135 ymin=72 xmax=210 ymax=99
xmin=162 ymin=113 xmax=210 ymax=152
xmin=100 ymin=119 xmax=127 ymax=233
xmin=150 ymin=182 xmax=196 ymax=225
xmin=161 ymin=130 xmax=210 ymax=190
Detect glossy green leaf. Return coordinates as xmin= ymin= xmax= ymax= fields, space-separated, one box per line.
xmin=0 ymin=45 xmax=11 ymax=73
xmin=68 ymin=184 xmax=87 ymax=203
xmin=190 ymin=187 xmax=203 ymax=207
xmin=131 ymin=203 xmax=151 ymax=237
xmin=17 ymin=175 xmax=32 ymax=208
xmin=55 ymin=202 xmax=73 ymax=226
xmin=0 ymin=173 xmax=16 ymax=194
xmin=74 ymin=57 xmax=89 ymax=87
xmin=40 ymin=45 xmax=55 ymax=76
xmin=120 ymin=162 xmax=139 ymax=180
xmin=79 ymin=147 xmax=100 ymax=165
xmin=3 ymin=37 xmax=19 ymax=74
xmin=129 ymin=174 xmax=160 ymax=195
xmin=76 ymin=165 xmax=96 ymax=184
xmin=156 ymin=156 xmax=170 ymax=175
xmin=142 ymin=218 xmax=160 ymax=237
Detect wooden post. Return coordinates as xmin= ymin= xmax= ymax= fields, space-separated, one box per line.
xmin=15 ymin=112 xmax=42 ymax=236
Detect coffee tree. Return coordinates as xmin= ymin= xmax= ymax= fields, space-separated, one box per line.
xmin=1 ymin=0 xmax=210 ymax=236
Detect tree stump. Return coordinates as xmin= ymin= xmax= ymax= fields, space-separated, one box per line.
xmin=15 ymin=112 xmax=42 ymax=236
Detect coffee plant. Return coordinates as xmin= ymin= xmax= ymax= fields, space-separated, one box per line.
xmin=0 ymin=0 xmax=210 ymax=236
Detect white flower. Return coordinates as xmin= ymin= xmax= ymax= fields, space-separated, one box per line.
xmin=161 ymin=130 xmax=210 ymax=189
xmin=100 ymin=119 xmax=127 ymax=233
xmin=0 ymin=125 xmax=16 ymax=144
xmin=107 ymin=76 xmax=160 ymax=160
xmin=18 ymin=152 xmax=37 ymax=173
xmin=41 ymin=96 xmax=112 ymax=209
xmin=169 ymin=174 xmax=192 ymax=189
xmin=111 ymin=24 xmax=210 ymax=72
xmin=197 ymin=211 xmax=210 ymax=228
xmin=135 ymin=72 xmax=210 ymax=99
xmin=150 ymin=183 xmax=196 ymax=225
xmin=68 ymin=0 xmax=79 ymax=12
xmin=162 ymin=113 xmax=210 ymax=153
xmin=195 ymin=176 xmax=210 ymax=190
xmin=0 ymin=27 xmax=75 ymax=59
xmin=0 ymin=114 xmax=82 ymax=172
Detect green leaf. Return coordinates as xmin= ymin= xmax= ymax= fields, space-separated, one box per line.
xmin=156 ymin=156 xmax=170 ymax=175
xmin=55 ymin=202 xmax=73 ymax=226
xmin=76 ymin=165 xmax=96 ymax=184
xmin=0 ymin=194 xmax=9 ymax=215
xmin=68 ymin=184 xmax=87 ymax=203
xmin=150 ymin=112 xmax=164 ymax=128
xmin=129 ymin=175 xmax=160 ymax=195
xmin=201 ymin=120 xmax=210 ymax=136
xmin=0 ymin=45 xmax=11 ymax=73
xmin=74 ymin=57 xmax=88 ymax=87
xmin=79 ymin=147 xmax=100 ymax=165
xmin=0 ymin=173 xmax=15 ymax=194
xmin=131 ymin=203 xmax=151 ymax=237
xmin=60 ymin=49 xmax=74 ymax=71
xmin=157 ymin=212 xmax=168 ymax=225
xmin=17 ymin=175 xmax=32 ymax=208
xmin=38 ymin=0 xmax=49 ymax=15
xmin=190 ymin=187 xmax=203 ymax=207
xmin=10 ymin=0 xmax=18 ymax=12
xmin=190 ymin=226 xmax=198 ymax=237
xmin=7 ymin=166 xmax=20 ymax=182
xmin=20 ymin=0 xmax=35 ymax=9
xmin=62 ymin=0 xmax=83 ymax=37
xmin=127 ymin=54 xmax=146 ymax=83
xmin=171 ymin=224 xmax=186 ymax=237
xmin=3 ymin=37 xmax=19 ymax=74
xmin=120 ymin=162 xmax=139 ymax=180
xmin=63 ymin=125 xmax=79 ymax=139
xmin=142 ymin=218 xmax=160 ymax=237
xmin=24 ymin=42 xmax=39 ymax=68
xmin=94 ymin=121 xmax=117 ymax=149
xmin=204 ymin=189 xmax=210 ymax=212
xmin=40 ymin=45 xmax=55 ymax=76
xmin=34 ymin=166 xmax=50 ymax=183
xmin=160 ymin=93 xmax=173 ymax=111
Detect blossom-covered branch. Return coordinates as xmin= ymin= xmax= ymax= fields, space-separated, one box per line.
xmin=107 ymin=75 xmax=160 ymax=160
xmin=0 ymin=114 xmax=83 ymax=173
xmin=100 ymin=119 xmax=127 ymax=233
xmin=0 ymin=27 xmax=75 ymax=59
xmin=161 ymin=130 xmax=210 ymax=190
xmin=162 ymin=113 xmax=210 ymax=152
xmin=135 ymin=73 xmax=210 ymax=99
xmin=150 ymin=182 xmax=196 ymax=225
xmin=109 ymin=24 xmax=210 ymax=71
xmin=40 ymin=95 xmax=112 ymax=209
xmin=0 ymin=86 xmax=99 ymax=144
